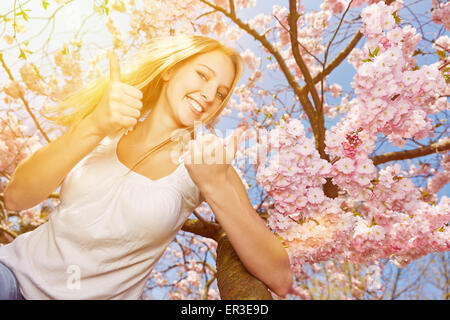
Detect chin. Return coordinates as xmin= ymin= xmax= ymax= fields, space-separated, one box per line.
xmin=181 ymin=109 xmax=204 ymax=124
xmin=177 ymin=114 xmax=199 ymax=128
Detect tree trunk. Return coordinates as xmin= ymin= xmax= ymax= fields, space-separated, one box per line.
xmin=216 ymin=234 xmax=273 ymax=300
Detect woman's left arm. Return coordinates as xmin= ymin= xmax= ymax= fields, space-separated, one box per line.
xmin=199 ymin=165 xmax=293 ymax=297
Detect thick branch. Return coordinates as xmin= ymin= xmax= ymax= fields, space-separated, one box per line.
xmin=181 ymin=218 xmax=222 ymax=241
xmin=371 ymin=138 xmax=450 ymax=166
xmin=288 ymin=0 xmax=321 ymax=111
xmin=181 ymin=217 xmax=274 ymax=299
xmin=216 ymin=234 xmax=273 ymax=300
xmin=228 ymin=0 xmax=236 ymax=18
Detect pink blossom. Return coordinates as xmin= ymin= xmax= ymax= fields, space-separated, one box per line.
xmin=335 ymin=158 xmax=355 ymax=174
xmin=296 ymin=139 xmax=315 ymax=156
xmin=286 ymin=119 xmax=304 ymax=137
xmin=325 ymin=131 xmax=342 ymax=148
xmin=329 ymin=83 xmax=342 ymax=98
xmin=434 ymin=35 xmax=450 ymax=51
xmin=387 ymin=27 xmax=403 ymax=43
xmin=431 ymin=1 xmax=450 ymax=30
xmin=356 ymin=158 xmax=376 ymax=174
xmin=320 ymin=0 xmax=348 ymax=15
xmin=307 ymin=187 xmax=325 ymax=204
xmin=241 ymin=49 xmax=261 ymax=71
xmin=248 ymin=13 xmax=272 ymax=30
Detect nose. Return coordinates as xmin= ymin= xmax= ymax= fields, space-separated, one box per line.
xmin=200 ymin=83 xmax=217 ymax=103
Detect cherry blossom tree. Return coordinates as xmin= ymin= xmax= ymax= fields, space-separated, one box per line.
xmin=1 ymin=0 xmax=449 ymax=300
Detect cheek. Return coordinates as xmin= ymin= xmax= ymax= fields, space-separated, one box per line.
xmin=166 ymin=81 xmax=187 ymax=111
xmin=178 ymin=73 xmax=200 ymax=94
xmin=203 ymin=104 xmax=223 ymax=122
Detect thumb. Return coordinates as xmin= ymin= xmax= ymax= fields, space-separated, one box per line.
xmin=108 ymin=50 xmax=121 ymax=82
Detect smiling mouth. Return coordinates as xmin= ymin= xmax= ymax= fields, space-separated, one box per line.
xmin=184 ymin=96 xmax=204 ymax=115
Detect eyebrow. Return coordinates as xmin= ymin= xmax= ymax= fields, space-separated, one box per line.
xmin=198 ymin=64 xmax=230 ymax=92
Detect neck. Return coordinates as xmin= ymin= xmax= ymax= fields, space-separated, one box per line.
xmin=132 ymin=101 xmax=184 ymax=150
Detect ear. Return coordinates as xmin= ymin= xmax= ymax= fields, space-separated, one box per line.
xmin=161 ymin=67 xmax=174 ymax=81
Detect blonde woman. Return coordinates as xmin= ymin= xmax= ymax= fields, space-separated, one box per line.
xmin=0 ymin=35 xmax=292 ymax=300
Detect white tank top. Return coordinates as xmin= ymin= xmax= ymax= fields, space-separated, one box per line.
xmin=0 ymin=131 xmax=201 ymax=299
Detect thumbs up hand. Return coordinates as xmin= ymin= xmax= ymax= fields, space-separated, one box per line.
xmin=183 ymin=125 xmax=250 ymax=187
xmin=88 ymin=50 xmax=144 ymax=137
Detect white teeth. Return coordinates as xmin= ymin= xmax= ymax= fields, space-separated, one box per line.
xmin=186 ymin=96 xmax=203 ymax=113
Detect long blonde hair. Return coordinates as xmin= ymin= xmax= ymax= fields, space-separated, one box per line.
xmin=41 ymin=35 xmax=245 ymax=173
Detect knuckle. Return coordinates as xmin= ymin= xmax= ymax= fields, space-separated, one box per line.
xmin=108 ymin=116 xmax=118 ymax=127
xmin=135 ymin=89 xmax=143 ymax=99
xmin=110 ymin=91 xmax=120 ymax=101
xmin=110 ymin=101 xmax=120 ymax=113
xmin=125 ymin=84 xmax=143 ymax=99
xmin=110 ymin=112 xmax=119 ymax=122
xmin=110 ymin=82 xmax=121 ymax=91
xmin=133 ymin=99 xmax=143 ymax=109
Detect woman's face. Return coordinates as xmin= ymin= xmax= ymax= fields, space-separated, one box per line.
xmin=162 ymin=50 xmax=236 ymax=127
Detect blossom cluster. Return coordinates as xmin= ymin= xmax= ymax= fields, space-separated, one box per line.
xmin=255 ymin=118 xmax=358 ymax=273
xmin=347 ymin=163 xmax=449 ymax=266
xmin=0 ymin=113 xmax=42 ymax=178
xmin=425 ymin=152 xmax=450 ymax=194
xmin=145 ymin=234 xmax=219 ymax=300
xmin=256 ymin=118 xmax=333 ymax=218
xmin=431 ymin=0 xmax=450 ymax=30
xmin=105 ymin=16 xmax=127 ymax=52
xmin=346 ymin=8 xmax=447 ymax=147
xmin=326 ymin=128 xmax=378 ymax=197
xmin=248 ymin=1 xmax=448 ymax=273
xmin=257 ymin=116 xmax=448 ymax=277
xmin=288 ymin=259 xmax=383 ymax=299
xmin=324 ymin=1 xmax=447 ymax=197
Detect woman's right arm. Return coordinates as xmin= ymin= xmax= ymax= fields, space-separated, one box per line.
xmin=4 ymin=50 xmax=143 ymax=211
xmin=3 ymin=115 xmax=106 ymax=211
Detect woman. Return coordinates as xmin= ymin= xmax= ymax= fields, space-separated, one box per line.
xmin=0 ymin=35 xmax=292 ymax=300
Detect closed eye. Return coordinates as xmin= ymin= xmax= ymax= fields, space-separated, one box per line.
xmin=197 ymin=71 xmax=207 ymax=81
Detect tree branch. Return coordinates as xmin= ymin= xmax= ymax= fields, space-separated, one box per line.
xmin=371 ymin=138 xmax=450 ymax=166
xmin=181 ymin=218 xmax=222 ymax=241
xmin=310 ymin=29 xmax=363 ymax=86
xmin=228 ymin=0 xmax=236 ymax=19
xmin=272 ymin=15 xmax=323 ymax=66
xmin=0 ymin=53 xmax=50 ymax=143
xmin=310 ymin=0 xmax=395 ymax=86
xmin=287 ymin=0 xmax=322 ymax=111
xmin=216 ymin=234 xmax=273 ymax=300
